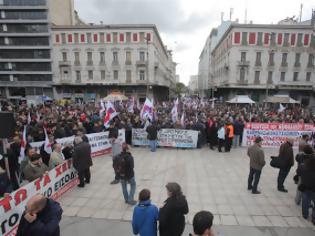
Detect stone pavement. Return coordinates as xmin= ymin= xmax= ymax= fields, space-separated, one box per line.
xmin=59 ymin=146 xmax=315 ymax=235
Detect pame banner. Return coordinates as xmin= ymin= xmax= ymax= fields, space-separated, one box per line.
xmin=0 ymin=159 xmax=78 ymax=236
xmin=30 ymin=129 xmax=125 ymax=157
xmin=242 ymin=123 xmax=315 ymax=148
xmin=132 ymin=128 xmax=198 ymax=148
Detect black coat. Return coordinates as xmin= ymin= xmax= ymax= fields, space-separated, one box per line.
xmin=279 ymin=142 xmax=294 ymax=169
xmin=121 ymin=151 xmax=134 ymax=180
xmin=146 ymin=125 xmax=158 ymax=140
xmin=297 ymin=157 xmax=315 ymax=192
xmin=16 ymin=199 xmax=63 ymax=236
xmin=73 ymin=142 xmax=92 ymax=172
xmin=159 ymin=195 xmax=189 ymax=236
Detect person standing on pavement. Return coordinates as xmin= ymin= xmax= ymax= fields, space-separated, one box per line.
xmin=16 ymin=194 xmax=63 ymax=236
xmin=109 ymin=122 xmax=121 ymax=184
xmin=159 ymin=182 xmax=189 ymax=236
xmin=277 ymin=138 xmax=294 ymax=192
xmin=247 ymin=136 xmax=265 ymax=194
xmin=119 ymin=143 xmax=137 ymax=205
xmin=132 ymin=189 xmax=159 ymax=236
xmin=217 ymin=123 xmax=225 ymax=153
xmin=72 ymin=136 xmax=93 ymax=188
xmin=224 ymin=121 xmax=234 ymax=152
xmin=233 ymin=117 xmax=242 ymax=148
xmin=146 ymin=121 xmax=158 ymax=152
xmin=48 ymin=143 xmax=64 ymax=170
xmin=297 ymin=155 xmax=315 ymax=225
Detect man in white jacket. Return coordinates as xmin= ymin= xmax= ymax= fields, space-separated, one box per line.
xmin=217 ymin=124 xmax=225 ymax=152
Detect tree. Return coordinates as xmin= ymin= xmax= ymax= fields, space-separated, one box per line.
xmin=175 ymin=82 xmax=187 ymax=95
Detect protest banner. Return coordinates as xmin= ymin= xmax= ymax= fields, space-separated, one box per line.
xmin=0 ymin=159 xmax=78 ymax=236
xmin=242 ymin=123 xmax=315 ymax=148
xmin=30 ymin=129 xmax=125 ymax=157
xmin=132 ymin=128 xmax=198 ymax=148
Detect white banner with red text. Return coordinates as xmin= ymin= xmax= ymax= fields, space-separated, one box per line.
xmin=242 ymin=123 xmax=315 ymax=148
xmin=0 ymin=159 xmax=78 ymax=236
xmin=30 ymin=129 xmax=125 ymax=157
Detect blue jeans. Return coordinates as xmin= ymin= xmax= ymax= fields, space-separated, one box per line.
xmin=248 ymin=167 xmax=261 ymax=192
xmin=302 ymin=191 xmax=315 ymax=222
xmin=149 ymin=140 xmax=157 ymax=152
xmin=233 ymin=135 xmax=240 ymax=148
xmin=277 ymin=167 xmax=291 ymax=189
xmin=121 ymin=177 xmax=136 ymax=203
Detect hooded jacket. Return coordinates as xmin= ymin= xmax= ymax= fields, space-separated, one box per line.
xmin=132 ymin=200 xmax=159 ymax=236
xmin=159 ymin=195 xmax=189 ymax=236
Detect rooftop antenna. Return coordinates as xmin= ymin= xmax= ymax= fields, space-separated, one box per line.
xmin=230 ymin=8 xmax=233 ymax=21
xmin=299 ymin=4 xmax=303 ymax=22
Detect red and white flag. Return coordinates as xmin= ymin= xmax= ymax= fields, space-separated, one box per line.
xmin=180 ymin=112 xmax=185 ymax=128
xmin=19 ymin=126 xmax=27 ymax=163
xmin=99 ymin=100 xmax=106 ymax=117
xmin=171 ymin=98 xmax=179 ymax=123
xmin=140 ymin=98 xmax=154 ymax=121
xmin=104 ymin=101 xmax=118 ymax=128
xmin=44 ymin=128 xmax=52 ymax=154
xmin=27 ymin=112 xmax=31 ymax=124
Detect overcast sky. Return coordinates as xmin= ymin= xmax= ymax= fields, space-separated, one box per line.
xmin=75 ymin=0 xmax=314 ymax=85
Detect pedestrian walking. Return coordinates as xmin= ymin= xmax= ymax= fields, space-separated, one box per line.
xmin=247 ymin=136 xmax=265 ymax=194
xmin=159 ymin=182 xmax=189 ymax=236
xmin=72 ymin=136 xmax=93 ymax=188
xmin=277 ymin=138 xmax=294 ymax=192
xmin=132 ymin=189 xmax=159 ymax=236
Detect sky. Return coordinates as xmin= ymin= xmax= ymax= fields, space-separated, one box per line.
xmin=75 ymin=0 xmax=314 ymax=85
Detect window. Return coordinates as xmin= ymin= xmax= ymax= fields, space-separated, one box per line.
xmin=257 ymin=32 xmax=263 ymax=46
xmin=254 ymin=71 xmax=260 ymax=84
xmin=294 ymin=53 xmax=300 ymax=67
xmin=241 ymin=32 xmax=247 ymax=45
xmin=267 ymin=71 xmax=273 ymax=84
xmin=87 ymin=33 xmax=92 ymax=43
xmin=297 ymin=33 xmax=303 ymax=47
xmin=101 ymin=70 xmax=105 ymax=80
xmin=270 ymin=33 xmax=276 ymax=46
xmin=140 ymin=32 xmax=145 ymax=42
xmin=87 ymin=52 xmax=93 ymax=65
xmin=268 ymin=52 xmax=274 ymax=66
xmin=126 ymin=32 xmax=131 ymax=43
xmin=281 ymin=53 xmax=288 ymax=67
xmin=62 ymin=52 xmax=67 ymax=62
xmin=283 ymin=33 xmax=289 ymax=47
xmin=306 ymin=72 xmax=311 ymax=82
xmin=139 ymin=70 xmax=145 ymax=80
xmin=74 ymin=33 xmax=79 ymax=43
xmin=88 ymin=70 xmax=93 ymax=80
xmin=280 ymin=72 xmax=285 ymax=82
xmin=113 ymin=32 xmax=118 ymax=43
xmin=139 ymin=51 xmax=145 ymax=61
xmin=255 ymin=52 xmax=261 ymax=66
xmin=113 ymin=70 xmax=118 ymax=80
xmin=239 ymin=68 xmax=245 ymax=81
xmin=308 ymin=54 xmax=314 ymax=68
xmin=100 ymin=33 xmax=105 ymax=43
xmin=293 ymin=72 xmax=298 ymax=81
xmin=74 ymin=52 xmax=80 ymax=65
xmin=126 ymin=70 xmax=131 ymax=82
xmin=113 ymin=51 xmax=118 ymax=63
xmin=126 ymin=51 xmax=131 ymax=64
xmin=100 ymin=52 xmax=105 ymax=64
xmin=61 ymin=33 xmax=66 ymax=44
xmin=240 ymin=52 xmax=246 ymax=62
xmin=75 ymin=71 xmax=81 ymax=81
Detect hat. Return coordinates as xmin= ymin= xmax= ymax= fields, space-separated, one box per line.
xmin=254 ymin=136 xmax=263 ymax=143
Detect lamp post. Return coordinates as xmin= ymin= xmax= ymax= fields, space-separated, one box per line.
xmin=265 ymin=32 xmax=275 ymax=100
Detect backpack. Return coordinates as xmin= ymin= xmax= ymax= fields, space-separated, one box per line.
xmin=113 ymin=153 xmax=127 ymax=177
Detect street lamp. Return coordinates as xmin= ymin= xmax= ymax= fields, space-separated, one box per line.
xmin=144 ymin=36 xmax=150 ymax=99
xmin=265 ymin=32 xmax=275 ymax=100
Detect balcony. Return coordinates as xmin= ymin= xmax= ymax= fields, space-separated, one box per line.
xmin=136 ymin=60 xmax=147 ymax=66
xmin=281 ymin=62 xmax=288 ymax=67
xmin=254 ymin=79 xmax=260 ymax=85
xmin=237 ymin=80 xmax=248 ymax=85
xmin=255 ymin=61 xmax=262 ymax=67
xmin=294 ymin=62 xmax=301 ymax=68
xmin=59 ymin=61 xmax=71 ymax=67
xmin=86 ymin=61 xmax=93 ymax=66
xmin=307 ymin=63 xmax=314 ymax=68
xmin=74 ymin=61 xmax=81 ymax=66
xmin=267 ymin=62 xmax=275 ymax=67
xmin=237 ymin=61 xmax=250 ymax=67
xmin=125 ymin=60 xmax=132 ymax=65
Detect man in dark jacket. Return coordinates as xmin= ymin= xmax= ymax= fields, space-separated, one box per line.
xmin=16 ymin=194 xmax=63 ymax=236
xmin=146 ymin=121 xmax=158 ymax=152
xmin=247 ymin=136 xmax=265 ymax=194
xmin=297 ymin=156 xmax=315 ymax=225
xmin=73 ymin=136 xmax=93 ymax=188
xmin=277 ymin=138 xmax=294 ymax=192
xmin=7 ymin=136 xmax=21 ymax=190
xmin=119 ymin=143 xmax=136 ymax=205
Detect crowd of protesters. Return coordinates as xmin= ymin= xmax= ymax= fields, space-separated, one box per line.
xmin=0 ymin=97 xmax=315 ymax=232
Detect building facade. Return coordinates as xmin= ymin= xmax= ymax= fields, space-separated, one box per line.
xmin=0 ymin=0 xmax=53 ymax=100
xmin=210 ymin=20 xmax=315 ymax=105
xmin=51 ymin=24 xmax=176 ymax=102
xmin=188 ymin=75 xmax=198 ymax=94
